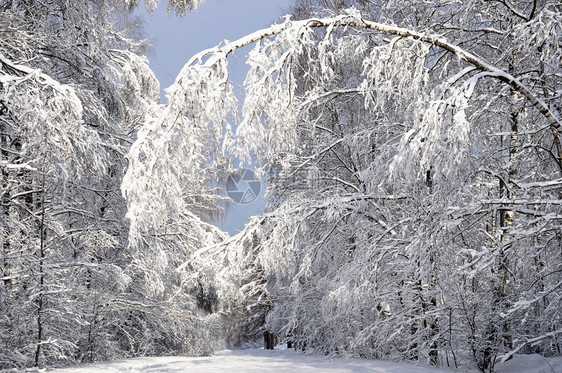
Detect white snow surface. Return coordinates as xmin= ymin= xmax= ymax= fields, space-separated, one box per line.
xmin=49 ymin=348 xmax=562 ymax=373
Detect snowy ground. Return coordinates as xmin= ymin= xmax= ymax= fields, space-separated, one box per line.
xmin=50 ymin=347 xmax=562 ymax=373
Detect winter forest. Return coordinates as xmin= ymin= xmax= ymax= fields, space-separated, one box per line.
xmin=1 ymin=0 xmax=561 ymax=371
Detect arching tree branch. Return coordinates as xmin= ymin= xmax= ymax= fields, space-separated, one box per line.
xmin=176 ymin=13 xmax=559 ymax=130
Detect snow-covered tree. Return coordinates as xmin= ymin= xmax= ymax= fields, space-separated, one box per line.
xmin=126 ymin=3 xmax=561 ymax=371
xmin=0 ymin=0 xmax=217 ymax=369
xmin=2 ymin=0 xmax=560 ymax=370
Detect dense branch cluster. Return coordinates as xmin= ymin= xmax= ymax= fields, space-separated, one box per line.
xmin=0 ymin=0 xmax=224 ymax=369
xmin=126 ymin=2 xmax=561 ymax=372
xmin=1 ymin=0 xmax=561 ymax=372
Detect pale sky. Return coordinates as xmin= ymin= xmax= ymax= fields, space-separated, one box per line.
xmin=142 ymin=0 xmax=291 ymax=97
xmin=140 ymin=0 xmax=292 ymax=234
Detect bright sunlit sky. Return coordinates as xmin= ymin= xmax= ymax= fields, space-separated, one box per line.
xmin=139 ymin=0 xmax=292 ymax=235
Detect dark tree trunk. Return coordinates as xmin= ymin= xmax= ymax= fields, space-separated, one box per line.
xmin=264 ymin=331 xmax=275 ymax=350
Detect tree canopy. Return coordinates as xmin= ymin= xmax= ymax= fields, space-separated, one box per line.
xmin=1 ymin=0 xmax=561 ymax=371
xmin=126 ymin=3 xmax=561 ymax=372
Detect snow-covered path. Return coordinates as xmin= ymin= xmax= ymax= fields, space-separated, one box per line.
xmin=51 ymin=349 xmax=451 ymax=373
xmin=51 ymin=348 xmax=562 ymax=373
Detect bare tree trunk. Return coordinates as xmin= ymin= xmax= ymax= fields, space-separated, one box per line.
xmin=425 ymin=167 xmax=439 ymax=366
xmin=264 ymin=330 xmax=275 ymax=350
xmin=1 ymin=127 xmax=13 ymax=290
xmin=34 ymin=171 xmax=46 ymax=368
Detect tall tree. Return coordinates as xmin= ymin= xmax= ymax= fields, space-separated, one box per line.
xmin=127 ymin=5 xmax=561 ymax=372
xmin=0 ymin=0 xmax=218 ymax=369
